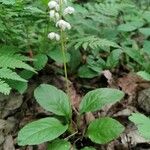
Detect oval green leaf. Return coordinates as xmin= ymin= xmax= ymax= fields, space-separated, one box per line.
xmin=87 ymin=117 xmax=124 ymax=144
xmin=18 ymin=117 xmax=68 ymax=146
xmin=34 ymin=84 xmax=71 ymax=118
xmin=48 ymin=139 xmax=71 ymax=150
xmin=129 ymin=113 xmax=150 ymax=140
xmin=137 ymin=71 xmax=150 ymax=81
xmin=79 ymin=88 xmax=124 ymax=114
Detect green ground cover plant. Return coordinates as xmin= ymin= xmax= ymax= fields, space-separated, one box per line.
xmin=0 ymin=0 xmax=150 ymax=149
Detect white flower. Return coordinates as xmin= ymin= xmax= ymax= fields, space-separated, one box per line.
xmin=48 ymin=32 xmax=60 ymax=41
xmin=56 ymin=20 xmax=71 ymax=30
xmin=49 ymin=10 xmax=55 ymax=18
xmin=55 ymin=0 xmax=67 ymax=4
xmin=55 ymin=12 xmax=60 ymax=20
xmin=48 ymin=1 xmax=59 ymax=11
xmin=64 ymin=6 xmax=75 ymax=15
xmin=49 ymin=10 xmax=60 ymax=20
xmin=55 ymin=33 xmax=60 ymax=41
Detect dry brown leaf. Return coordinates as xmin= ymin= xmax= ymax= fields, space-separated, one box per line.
xmin=85 ymin=112 xmax=95 ymax=124
xmin=102 ymin=70 xmax=113 ymax=83
xmin=118 ymin=74 xmax=139 ymax=96
xmin=69 ymin=82 xmax=81 ymax=110
xmin=38 ymin=143 xmax=47 ymax=150
xmin=3 ymin=135 xmax=15 ymax=150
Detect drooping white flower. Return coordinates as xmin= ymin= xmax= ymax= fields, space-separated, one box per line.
xmin=48 ymin=32 xmax=60 ymax=41
xmin=56 ymin=20 xmax=71 ymax=30
xmin=55 ymin=33 xmax=60 ymax=41
xmin=48 ymin=1 xmax=59 ymax=11
xmin=55 ymin=12 xmax=60 ymax=20
xmin=49 ymin=10 xmax=60 ymax=20
xmin=64 ymin=6 xmax=75 ymax=15
xmin=49 ymin=10 xmax=55 ymax=18
xmin=54 ymin=0 xmax=67 ymax=4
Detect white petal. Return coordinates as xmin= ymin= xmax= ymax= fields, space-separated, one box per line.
xmin=55 ymin=34 xmax=60 ymax=41
xmin=64 ymin=6 xmax=75 ymax=15
xmin=49 ymin=10 xmax=55 ymax=18
xmin=48 ymin=32 xmax=55 ymax=39
xmin=56 ymin=19 xmax=71 ymax=30
xmin=55 ymin=13 xmax=60 ymax=20
xmin=48 ymin=1 xmax=58 ymax=9
xmin=66 ymin=22 xmax=71 ymax=30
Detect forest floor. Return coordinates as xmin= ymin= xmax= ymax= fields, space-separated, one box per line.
xmin=0 ymin=66 xmax=150 ymax=150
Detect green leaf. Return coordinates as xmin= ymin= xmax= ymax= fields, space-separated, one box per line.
xmin=87 ymin=117 xmax=124 ymax=144
xmin=0 ymin=0 xmax=16 ymax=5
xmin=143 ymin=11 xmax=150 ymax=23
xmin=33 ymin=54 xmax=48 ymax=71
xmin=81 ymin=147 xmax=96 ymax=150
xmin=34 ymin=84 xmax=71 ymax=118
xmin=0 ymin=79 xmax=11 ymax=95
xmin=48 ymin=49 xmax=70 ymax=64
xmin=139 ymin=28 xmax=150 ymax=36
xmin=106 ymin=49 xmax=122 ymax=68
xmin=79 ymin=88 xmax=124 ymax=114
xmin=143 ymin=40 xmax=150 ymax=55
xmin=137 ymin=71 xmax=150 ymax=81
xmin=68 ymin=49 xmax=81 ymax=72
xmin=24 ymin=6 xmax=45 ymax=14
xmin=0 ymin=68 xmax=27 ymax=82
xmin=0 ymin=46 xmax=35 ymax=72
xmin=18 ymin=117 xmax=68 ymax=146
xmin=9 ymin=80 xmax=28 ymax=94
xmin=124 ymin=48 xmax=146 ymax=67
xmin=118 ymin=21 xmax=143 ymax=32
xmin=48 ymin=139 xmax=71 ymax=150
xmin=129 ymin=113 xmax=150 ymax=140
xmin=78 ymin=65 xmax=99 ymax=78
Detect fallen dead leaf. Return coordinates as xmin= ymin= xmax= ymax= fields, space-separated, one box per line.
xmin=121 ymin=124 xmax=150 ymax=147
xmin=85 ymin=112 xmax=95 ymax=124
xmin=3 ymin=135 xmax=15 ymax=150
xmin=113 ymin=107 xmax=137 ymax=117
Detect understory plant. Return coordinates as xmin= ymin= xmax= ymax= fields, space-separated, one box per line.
xmin=17 ymin=0 xmax=150 ymax=149
xmin=17 ymin=0 xmax=125 ymax=149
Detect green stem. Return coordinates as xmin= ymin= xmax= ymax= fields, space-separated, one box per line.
xmin=59 ymin=2 xmax=77 ymax=135
xmin=59 ymin=0 xmax=70 ymax=97
xmin=60 ymin=30 xmax=70 ymax=96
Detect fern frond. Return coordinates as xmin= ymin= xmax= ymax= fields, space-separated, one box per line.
xmin=0 ymin=46 xmax=35 ymax=72
xmin=69 ymin=36 xmax=120 ymax=50
xmin=0 ymin=68 xmax=27 ymax=82
xmin=85 ymin=3 xmax=119 ymax=17
xmin=0 ymin=79 xmax=11 ymax=95
xmin=0 ymin=46 xmax=35 ymax=95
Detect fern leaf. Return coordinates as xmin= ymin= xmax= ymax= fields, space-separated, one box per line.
xmin=70 ymin=36 xmax=120 ymax=50
xmin=0 ymin=79 xmax=11 ymax=95
xmin=0 ymin=68 xmax=27 ymax=82
xmin=0 ymin=46 xmax=35 ymax=72
xmin=0 ymin=55 xmax=35 ymax=72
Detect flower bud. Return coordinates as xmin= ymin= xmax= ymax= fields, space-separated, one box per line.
xmin=48 ymin=32 xmax=60 ymax=41
xmin=55 ymin=34 xmax=60 ymax=41
xmin=48 ymin=1 xmax=59 ymax=11
xmin=49 ymin=10 xmax=55 ymax=18
xmin=49 ymin=10 xmax=60 ymax=20
xmin=56 ymin=20 xmax=71 ymax=30
xmin=64 ymin=6 xmax=75 ymax=15
xmin=55 ymin=12 xmax=60 ymax=20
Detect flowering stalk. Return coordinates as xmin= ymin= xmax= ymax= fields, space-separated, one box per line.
xmin=59 ymin=0 xmax=69 ymax=96
xmin=47 ymin=0 xmax=75 ymax=100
